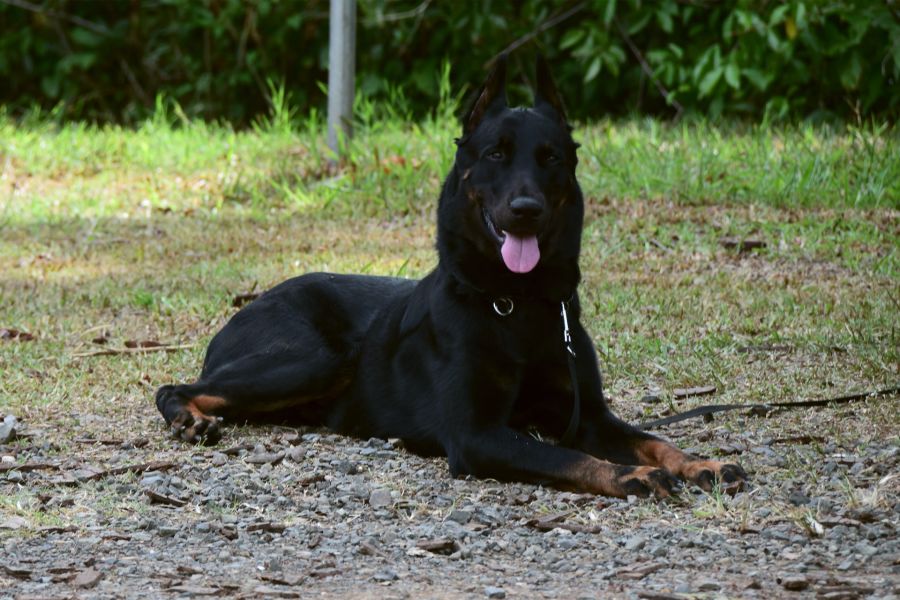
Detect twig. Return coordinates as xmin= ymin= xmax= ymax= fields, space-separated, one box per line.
xmin=487 ymin=2 xmax=588 ymax=67
xmin=527 ymin=519 xmax=601 ymax=534
xmin=119 ymin=59 xmax=151 ymax=107
xmin=144 ymin=488 xmax=188 ymax=507
xmin=71 ymin=343 xmax=195 ymax=358
xmin=525 ymin=509 xmax=602 ymax=534
xmin=81 ymin=460 xmax=176 ymax=481
xmin=614 ymin=17 xmax=684 ymax=119
xmin=0 ymin=461 xmax=59 ymax=473
xmin=367 ymin=0 xmax=433 ymax=24
xmin=0 ymin=0 xmax=110 ymax=35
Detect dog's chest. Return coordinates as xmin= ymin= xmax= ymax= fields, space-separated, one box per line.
xmin=481 ymin=301 xmax=565 ymax=365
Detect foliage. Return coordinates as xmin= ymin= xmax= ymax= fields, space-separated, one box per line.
xmin=0 ymin=0 xmax=897 ymax=123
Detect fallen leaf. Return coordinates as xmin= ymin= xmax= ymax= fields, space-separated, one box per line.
xmin=259 ymin=572 xmax=304 ymax=586
xmin=246 ymin=522 xmax=286 ymax=533
xmin=144 ymin=489 xmax=188 ymax=507
xmin=232 ymin=292 xmax=261 ymax=307
xmin=124 ymin=339 xmax=164 ymax=348
xmin=415 ymin=538 xmax=460 ymax=555
xmin=166 ymin=585 xmax=221 ymax=595
xmin=673 ymin=385 xmax=717 ymax=399
xmin=251 ymin=586 xmax=301 ymax=598
xmin=37 ymin=525 xmax=78 ymax=535
xmin=70 ymin=567 xmax=103 ymax=588
xmin=2 ymin=564 xmax=32 ymax=579
xmin=0 ymin=328 xmax=35 ymax=341
xmin=617 ymin=562 xmax=665 ymax=580
xmin=719 ymin=237 xmax=767 ymax=252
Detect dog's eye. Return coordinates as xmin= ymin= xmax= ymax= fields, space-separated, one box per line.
xmin=546 ymin=152 xmax=561 ymax=165
xmin=487 ymin=149 xmax=505 ymax=161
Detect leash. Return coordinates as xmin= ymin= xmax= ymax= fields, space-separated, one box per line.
xmin=639 ymin=385 xmax=900 ymax=430
xmin=492 ymin=297 xmax=582 ymax=446
xmin=491 ymin=294 xmax=897 ymax=439
xmin=559 ymin=301 xmax=580 ymax=446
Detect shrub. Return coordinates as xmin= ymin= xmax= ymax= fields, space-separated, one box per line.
xmin=0 ymin=0 xmax=896 ymax=123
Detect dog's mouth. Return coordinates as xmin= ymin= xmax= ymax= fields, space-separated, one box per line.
xmin=482 ymin=209 xmax=541 ymax=274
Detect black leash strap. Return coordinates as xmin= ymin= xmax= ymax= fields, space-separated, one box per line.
xmin=560 ymin=301 xmax=581 ymax=446
xmin=639 ymin=385 xmax=900 ymax=430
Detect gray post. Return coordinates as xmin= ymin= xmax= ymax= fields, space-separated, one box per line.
xmin=327 ymin=0 xmax=356 ymax=156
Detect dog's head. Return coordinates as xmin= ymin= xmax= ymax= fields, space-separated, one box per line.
xmin=438 ymin=55 xmax=583 ymax=297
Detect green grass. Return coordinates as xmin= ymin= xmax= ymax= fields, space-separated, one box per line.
xmin=0 ymin=106 xmax=897 ymax=433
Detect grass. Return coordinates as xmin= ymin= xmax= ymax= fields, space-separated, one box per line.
xmin=0 ymin=102 xmax=897 ymax=440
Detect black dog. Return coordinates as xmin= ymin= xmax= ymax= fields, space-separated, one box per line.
xmin=156 ymin=57 xmax=746 ymax=497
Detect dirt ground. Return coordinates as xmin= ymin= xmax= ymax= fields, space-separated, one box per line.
xmin=2 ymin=388 xmax=897 ymax=599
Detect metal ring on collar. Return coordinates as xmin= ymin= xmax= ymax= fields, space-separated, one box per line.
xmin=492 ymin=297 xmax=514 ymax=316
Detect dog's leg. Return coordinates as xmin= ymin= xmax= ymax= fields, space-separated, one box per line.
xmin=157 ymin=350 xmax=349 ymax=444
xmin=156 ymin=383 xmax=227 ymax=444
xmin=567 ymin=326 xmax=748 ymax=492
xmin=577 ymin=412 xmax=747 ymax=492
xmin=628 ymin=432 xmax=748 ymax=491
xmin=448 ymin=428 xmax=682 ymax=498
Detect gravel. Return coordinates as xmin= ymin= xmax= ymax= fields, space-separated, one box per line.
xmin=1 ymin=403 xmax=898 ymax=599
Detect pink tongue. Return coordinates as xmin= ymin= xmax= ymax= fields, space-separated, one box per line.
xmin=500 ymin=232 xmax=540 ymax=273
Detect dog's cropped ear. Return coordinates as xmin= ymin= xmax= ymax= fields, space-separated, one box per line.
xmin=462 ymin=54 xmax=508 ymax=135
xmin=534 ymin=54 xmax=568 ymax=125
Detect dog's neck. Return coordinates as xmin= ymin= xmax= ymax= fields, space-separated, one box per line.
xmin=436 ymin=243 xmax=580 ymax=306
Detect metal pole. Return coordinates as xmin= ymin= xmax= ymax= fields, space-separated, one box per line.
xmin=327 ymin=0 xmax=356 ymax=157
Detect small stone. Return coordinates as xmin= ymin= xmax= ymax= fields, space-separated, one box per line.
xmin=448 ymin=509 xmax=472 ymax=524
xmin=140 ymin=474 xmax=165 ymax=487
xmin=6 ymin=471 xmax=24 ymax=484
xmin=285 ymin=446 xmax=305 ymax=462
xmin=373 ymin=568 xmax=399 ymax=582
xmin=624 ymin=535 xmax=647 ymax=552
xmin=780 ymin=575 xmax=809 ymax=591
xmin=368 ymin=488 xmax=392 ymax=509
xmin=0 ymin=416 xmax=18 ymax=443
xmin=210 ymin=453 xmax=227 ymax=466
xmin=71 ymin=567 xmax=103 ymax=588
xmin=557 ymin=537 xmax=578 ymax=550
xmin=157 ymin=526 xmax=179 ymax=538
xmin=853 ymin=542 xmax=878 ymax=557
xmin=0 ymin=516 xmax=28 ymax=530
xmin=485 ymin=586 xmax=506 ymax=598
xmin=245 ymin=452 xmax=280 ymax=465
xmin=335 ymin=460 xmax=358 ymax=474
xmin=697 ymin=581 xmax=721 ymax=591
xmin=788 ymin=490 xmax=810 ymax=506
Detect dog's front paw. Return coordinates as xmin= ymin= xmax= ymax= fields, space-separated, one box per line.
xmin=617 ymin=465 xmax=683 ymax=498
xmin=680 ymin=460 xmax=748 ymax=493
xmin=169 ymin=409 xmax=222 ymax=445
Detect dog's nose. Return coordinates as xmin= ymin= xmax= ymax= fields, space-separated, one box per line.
xmin=509 ymin=196 xmax=543 ymax=219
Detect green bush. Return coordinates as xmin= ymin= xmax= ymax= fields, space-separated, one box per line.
xmin=0 ymin=0 xmax=897 ymax=124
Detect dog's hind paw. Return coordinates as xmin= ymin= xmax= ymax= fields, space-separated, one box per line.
xmin=170 ymin=410 xmax=223 ymax=445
